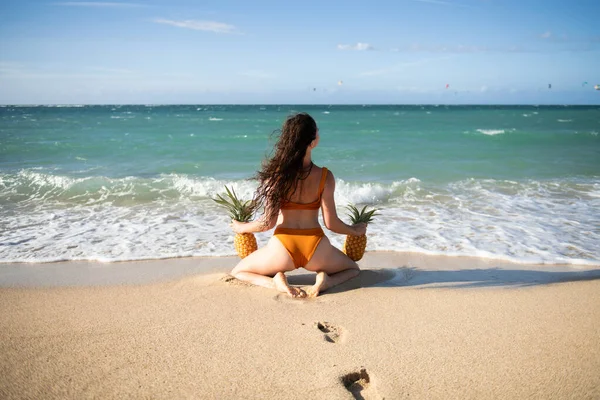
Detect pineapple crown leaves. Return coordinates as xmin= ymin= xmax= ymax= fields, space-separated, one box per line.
xmin=212 ymin=185 xmax=256 ymax=222
xmin=345 ymin=204 xmax=378 ymax=224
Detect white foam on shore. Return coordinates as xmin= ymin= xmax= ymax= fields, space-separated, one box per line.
xmin=1 ymin=172 xmax=599 ymax=266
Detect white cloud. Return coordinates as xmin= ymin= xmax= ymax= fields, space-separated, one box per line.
xmin=54 ymin=2 xmax=145 ymax=7
xmin=540 ymin=31 xmax=552 ymax=39
xmin=337 ymin=42 xmax=375 ymax=51
xmin=153 ymin=19 xmax=237 ymax=34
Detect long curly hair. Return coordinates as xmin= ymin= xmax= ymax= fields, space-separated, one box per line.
xmin=254 ymin=112 xmax=318 ymax=223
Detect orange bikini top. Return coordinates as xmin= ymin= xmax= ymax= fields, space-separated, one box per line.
xmin=280 ymin=167 xmax=328 ymax=210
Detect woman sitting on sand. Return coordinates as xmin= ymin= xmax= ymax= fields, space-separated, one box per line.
xmin=231 ymin=112 xmax=366 ymax=298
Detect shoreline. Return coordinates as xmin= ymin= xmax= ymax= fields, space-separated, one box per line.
xmin=1 ymin=250 xmax=599 ymax=288
xmin=3 ymin=246 xmax=599 ymax=269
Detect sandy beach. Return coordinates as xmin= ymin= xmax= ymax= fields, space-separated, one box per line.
xmin=1 ymin=252 xmax=599 ymax=399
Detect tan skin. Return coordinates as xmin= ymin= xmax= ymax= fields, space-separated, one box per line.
xmin=230 ymin=130 xmax=367 ymax=298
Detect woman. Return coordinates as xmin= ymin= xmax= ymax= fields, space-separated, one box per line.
xmin=230 ymin=112 xmax=366 ymax=298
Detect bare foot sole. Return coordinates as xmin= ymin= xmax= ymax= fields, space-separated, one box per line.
xmin=306 ymin=271 xmax=329 ymax=298
xmin=273 ymin=272 xmax=306 ymax=299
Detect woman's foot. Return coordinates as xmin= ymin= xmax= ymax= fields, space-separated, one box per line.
xmin=306 ymin=271 xmax=330 ymax=298
xmin=273 ymin=272 xmax=306 ymax=298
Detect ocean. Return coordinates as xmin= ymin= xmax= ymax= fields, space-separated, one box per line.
xmin=1 ymin=104 xmax=599 ymax=265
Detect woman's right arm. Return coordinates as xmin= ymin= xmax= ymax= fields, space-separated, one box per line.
xmin=231 ymin=203 xmax=278 ymax=234
xmin=320 ymin=170 xmax=367 ymax=236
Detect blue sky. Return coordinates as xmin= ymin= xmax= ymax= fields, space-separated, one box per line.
xmin=1 ymin=0 xmax=599 ymax=104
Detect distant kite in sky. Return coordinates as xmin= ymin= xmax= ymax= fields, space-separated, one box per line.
xmin=338 ymin=80 xmax=343 ymax=86
xmin=582 ymin=81 xmax=588 ymax=87
xmin=548 ymin=83 xmax=552 ymax=89
xmin=595 ymin=84 xmax=600 ymax=91
xmin=445 ymin=84 xmax=449 ymax=89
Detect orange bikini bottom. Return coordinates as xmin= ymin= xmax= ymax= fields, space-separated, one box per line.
xmin=273 ymin=227 xmax=325 ymax=269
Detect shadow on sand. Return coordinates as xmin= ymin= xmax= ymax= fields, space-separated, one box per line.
xmin=286 ymin=266 xmax=600 ymax=295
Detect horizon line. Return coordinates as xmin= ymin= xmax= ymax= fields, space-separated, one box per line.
xmin=1 ymin=103 xmax=599 ymax=107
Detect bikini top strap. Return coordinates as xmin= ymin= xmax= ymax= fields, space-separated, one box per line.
xmin=317 ymin=167 xmax=328 ymax=197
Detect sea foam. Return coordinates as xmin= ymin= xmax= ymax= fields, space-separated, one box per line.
xmin=1 ymin=171 xmax=598 ymax=265
xmin=476 ymin=129 xmax=505 ymax=136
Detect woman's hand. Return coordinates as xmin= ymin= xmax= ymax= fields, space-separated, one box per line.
xmin=231 ymin=220 xmax=247 ymax=234
xmin=352 ymin=222 xmax=367 ymax=236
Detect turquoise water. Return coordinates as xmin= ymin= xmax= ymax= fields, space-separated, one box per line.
xmin=1 ymin=105 xmax=599 ymax=264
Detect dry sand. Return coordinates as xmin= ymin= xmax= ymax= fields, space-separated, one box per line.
xmin=1 ymin=252 xmax=599 ymax=399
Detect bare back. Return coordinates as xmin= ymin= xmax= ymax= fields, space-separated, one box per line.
xmin=277 ymin=165 xmax=326 ymax=229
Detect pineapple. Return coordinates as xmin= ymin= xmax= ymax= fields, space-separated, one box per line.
xmin=342 ymin=204 xmax=378 ymax=261
xmin=212 ymin=186 xmax=258 ymax=259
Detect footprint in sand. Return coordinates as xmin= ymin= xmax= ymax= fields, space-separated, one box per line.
xmin=273 ymin=293 xmax=310 ymax=304
xmin=315 ymin=321 xmax=344 ymax=343
xmin=221 ymin=275 xmax=236 ymax=283
xmin=220 ymin=274 xmax=253 ymax=287
xmin=341 ymin=368 xmax=381 ymax=400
